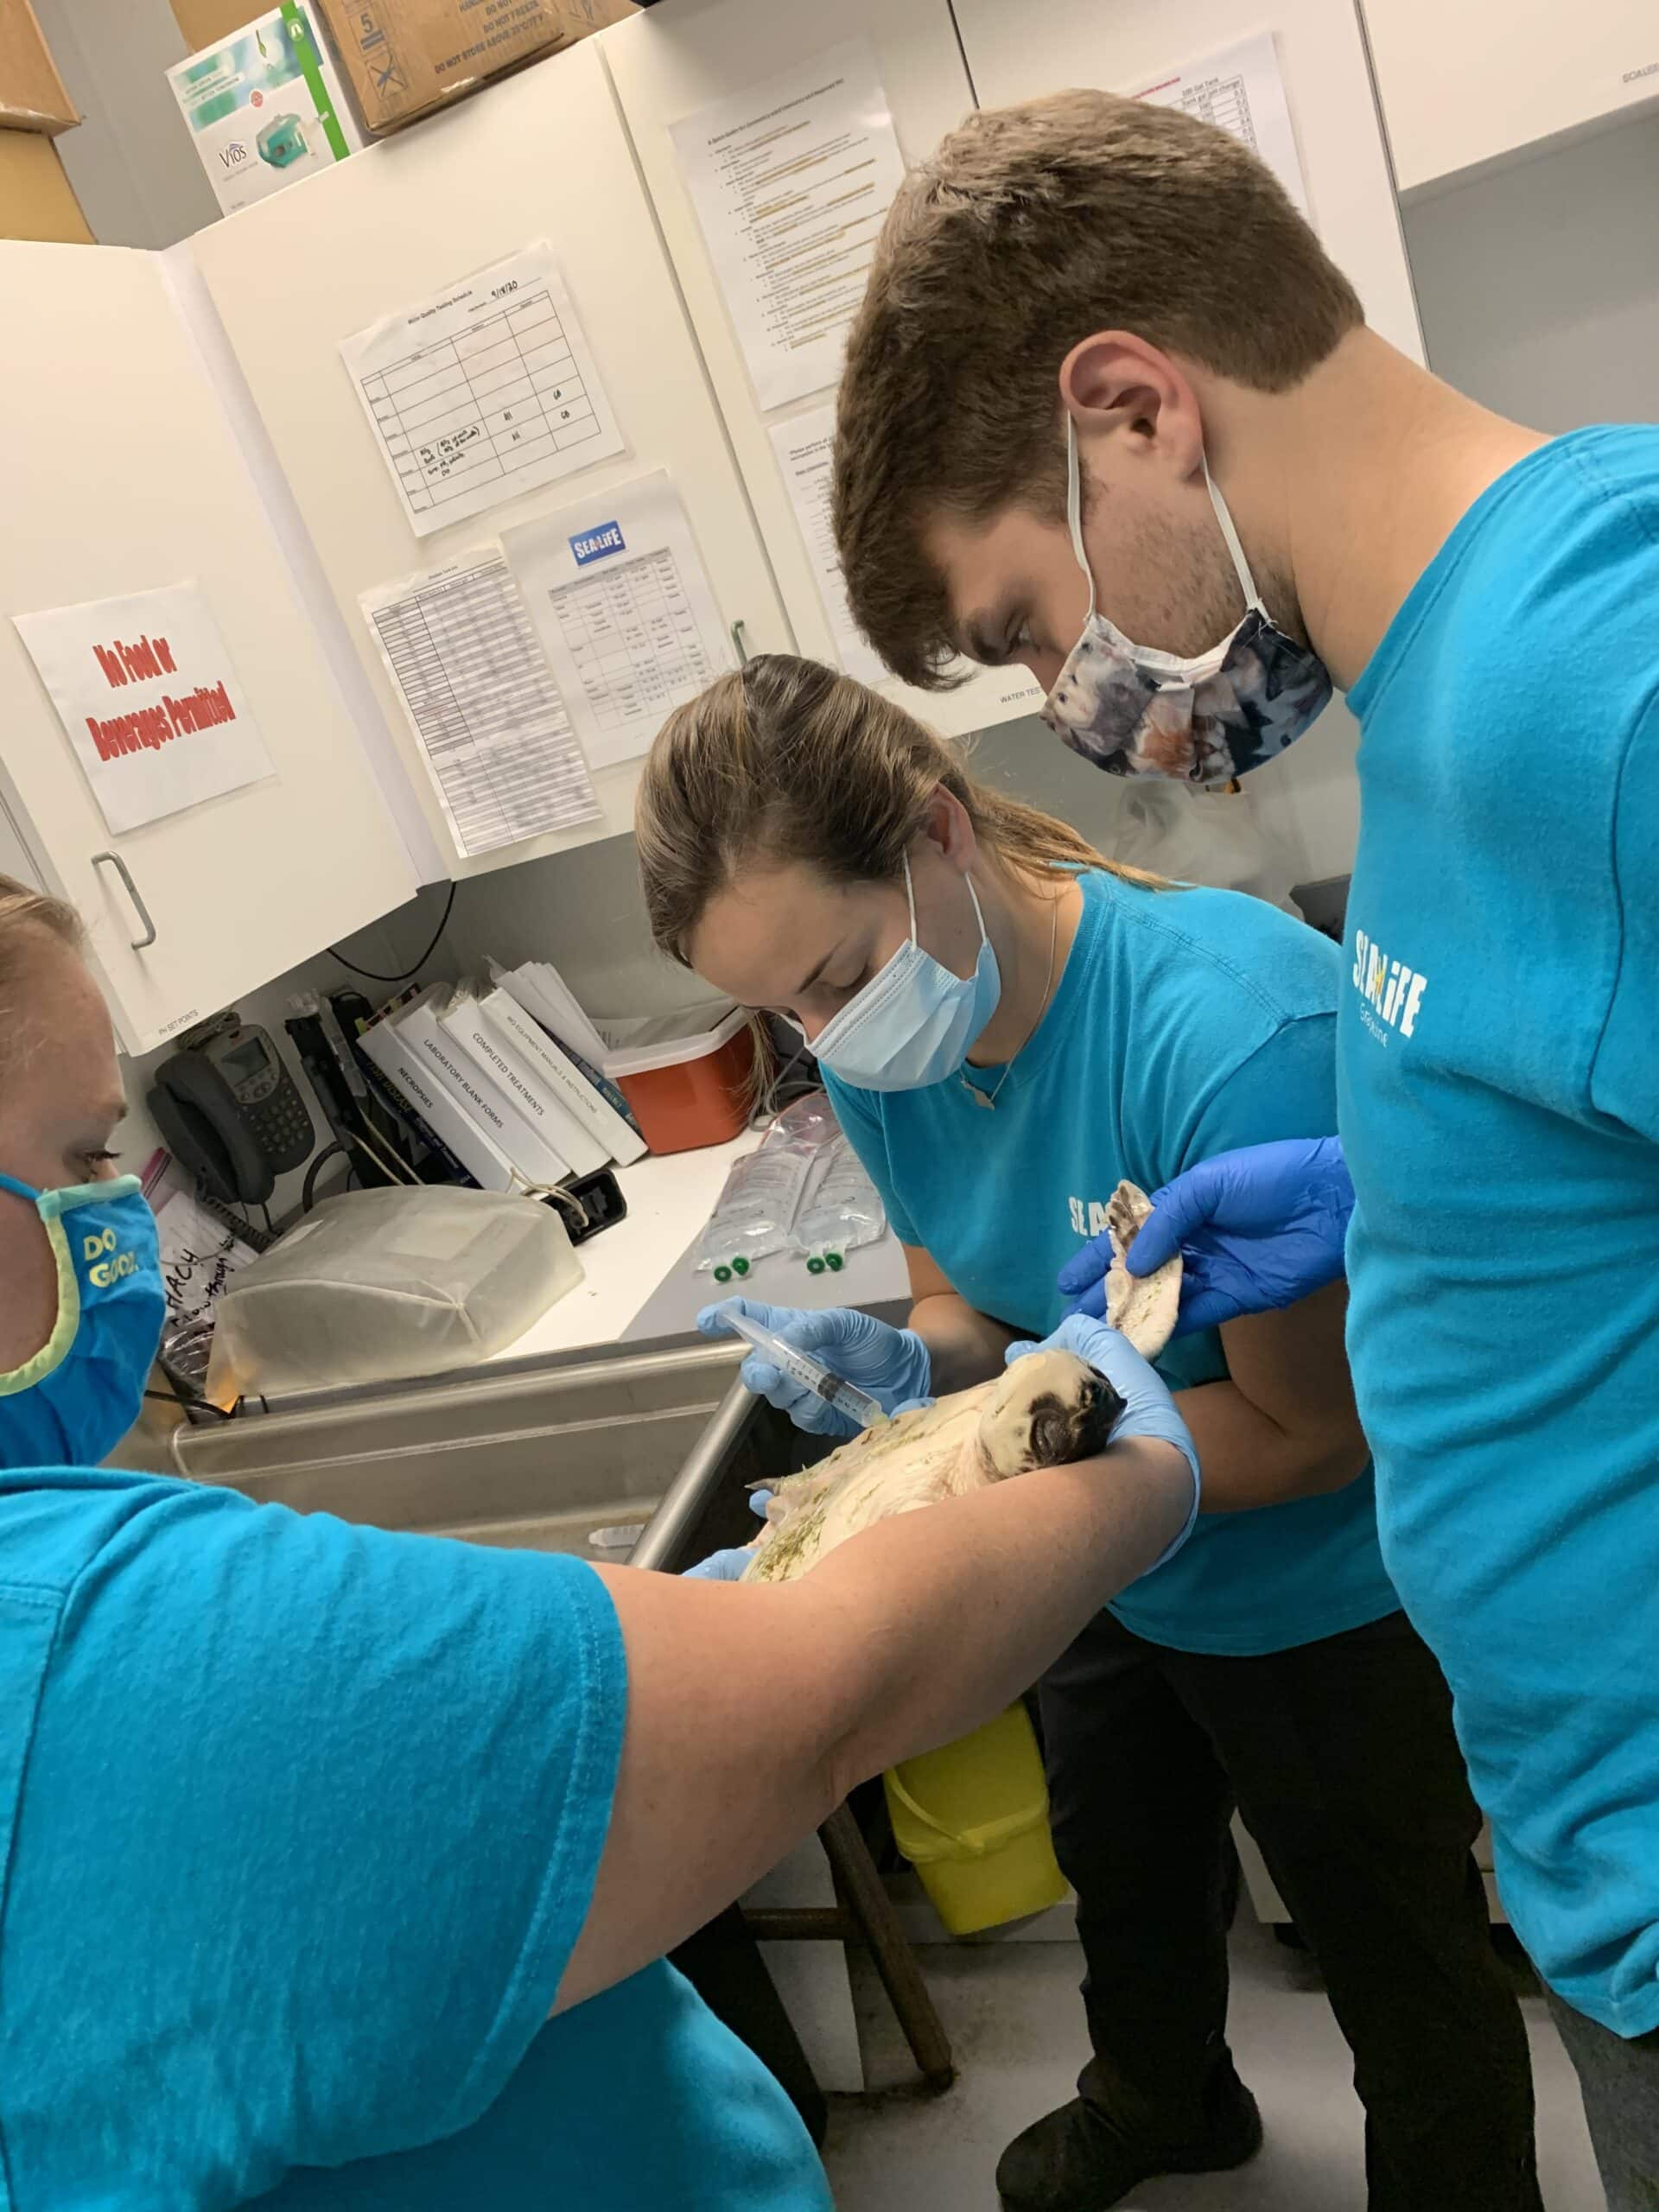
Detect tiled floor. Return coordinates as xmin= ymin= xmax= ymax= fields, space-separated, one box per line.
xmin=823 ymin=1917 xmax=1605 ymax=2209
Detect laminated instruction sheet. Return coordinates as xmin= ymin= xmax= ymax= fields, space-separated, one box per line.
xmin=362 ymin=550 xmax=601 ymax=858
xmin=670 ymin=41 xmax=906 ymax=411
xmin=501 ymin=473 xmax=734 ymax=772
xmin=768 ymin=405 xmax=887 ymax=685
xmin=1134 ymin=33 xmax=1308 ymax=217
xmin=341 ymin=244 xmax=623 ymax=537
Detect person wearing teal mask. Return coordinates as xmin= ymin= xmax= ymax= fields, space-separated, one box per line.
xmin=0 ymin=871 xmax=1196 ymax=2207
xmin=0 ymin=1173 xmax=165 ymax=1468
xmin=637 ymin=655 xmax=1540 ymax=2212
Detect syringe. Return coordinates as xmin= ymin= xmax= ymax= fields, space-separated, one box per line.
xmin=719 ymin=1306 xmax=887 ymax=1430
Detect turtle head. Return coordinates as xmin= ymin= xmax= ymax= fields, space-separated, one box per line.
xmin=977 ymin=1351 xmax=1126 ymax=1478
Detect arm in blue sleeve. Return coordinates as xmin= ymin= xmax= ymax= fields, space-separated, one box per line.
xmin=16 ymin=1484 xmax=626 ymax=2188
xmin=1178 ymin=1011 xmax=1340 ymax=1168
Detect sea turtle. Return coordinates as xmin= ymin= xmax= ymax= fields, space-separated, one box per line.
xmin=740 ymin=1348 xmax=1125 ymax=1585
xmin=1102 ymin=1179 xmax=1182 ymax=1358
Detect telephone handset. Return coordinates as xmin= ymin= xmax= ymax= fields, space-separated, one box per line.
xmin=148 ymin=1022 xmax=316 ymax=1208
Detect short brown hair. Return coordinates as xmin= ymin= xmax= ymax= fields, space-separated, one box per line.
xmin=833 ymin=89 xmax=1363 ymax=686
xmin=636 ymin=654 xmax=1157 ymax=967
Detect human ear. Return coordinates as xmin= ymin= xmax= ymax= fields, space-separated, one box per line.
xmin=1058 ymin=333 xmax=1206 ymax=480
xmin=921 ymin=785 xmax=979 ymax=876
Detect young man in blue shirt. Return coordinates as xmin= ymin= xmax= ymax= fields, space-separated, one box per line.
xmin=831 ymin=87 xmax=1659 ymax=2210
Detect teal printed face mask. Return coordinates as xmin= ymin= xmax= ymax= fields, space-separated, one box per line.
xmin=0 ymin=1172 xmax=165 ymax=1467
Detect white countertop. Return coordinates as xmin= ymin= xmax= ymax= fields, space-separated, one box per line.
xmin=492 ymin=1131 xmax=760 ymax=1363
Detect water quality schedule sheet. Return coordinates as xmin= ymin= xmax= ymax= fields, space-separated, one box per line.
xmin=502 ymin=474 xmax=735 ymax=772
xmin=342 ymin=244 xmax=624 ymax=537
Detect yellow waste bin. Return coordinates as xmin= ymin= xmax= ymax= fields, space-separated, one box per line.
xmin=883 ymin=1702 xmax=1069 ymax=1936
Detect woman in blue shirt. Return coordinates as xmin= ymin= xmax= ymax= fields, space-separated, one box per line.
xmin=637 ymin=654 xmax=1541 ymax=2212
xmin=0 ymin=873 xmax=1197 ymax=2206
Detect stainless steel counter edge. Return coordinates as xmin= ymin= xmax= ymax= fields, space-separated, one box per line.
xmin=171 ymin=1326 xmax=731 ymax=1451
xmin=629 ymin=1375 xmax=763 ymax=1573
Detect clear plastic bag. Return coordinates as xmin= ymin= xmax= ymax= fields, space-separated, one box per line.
xmin=205 ymin=1186 xmax=581 ymax=1406
xmin=691 ymin=1090 xmax=851 ymax=1281
xmin=694 ymin=1088 xmax=862 ymax=1282
xmin=693 ymin=1144 xmax=817 ymax=1281
xmin=767 ymin=1090 xmax=842 ymax=1150
xmin=792 ymin=1137 xmax=888 ymax=1274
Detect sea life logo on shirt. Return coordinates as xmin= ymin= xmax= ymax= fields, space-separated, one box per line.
xmin=1068 ymin=1196 xmax=1116 ymax=1237
xmin=570 ymin=521 xmax=625 ymax=567
xmin=1351 ymin=927 xmax=1427 ymax=1049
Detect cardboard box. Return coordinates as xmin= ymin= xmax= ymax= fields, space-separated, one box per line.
xmin=168 ymin=3 xmax=364 ymax=218
xmin=0 ymin=126 xmax=92 ymax=240
xmin=314 ymin=0 xmax=637 ymax=137
xmin=0 ymin=0 xmax=76 ymax=133
xmin=173 ymin=1 xmax=270 ymax=48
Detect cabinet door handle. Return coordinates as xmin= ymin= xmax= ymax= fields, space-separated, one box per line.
xmin=730 ymin=619 xmax=751 ymax=666
xmin=91 ymin=852 xmax=157 ymax=950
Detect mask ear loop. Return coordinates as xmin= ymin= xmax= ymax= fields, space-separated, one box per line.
xmin=1065 ymin=416 xmax=1098 ymax=621
xmin=905 ymin=848 xmax=988 ymax=959
xmin=1070 ymin=412 xmax=1267 ymax=622
xmin=1200 ymin=455 xmax=1266 ymax=614
xmin=963 ymin=874 xmax=988 ymax=951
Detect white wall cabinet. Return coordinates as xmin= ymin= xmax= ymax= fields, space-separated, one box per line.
xmin=601 ymin=0 xmax=1046 ymax=740
xmin=951 ymin=0 xmax=1422 ymax=360
xmin=1363 ymin=0 xmax=1659 ymax=195
xmin=0 ymin=245 xmax=421 ymax=1057
xmin=188 ymin=38 xmax=794 ymax=878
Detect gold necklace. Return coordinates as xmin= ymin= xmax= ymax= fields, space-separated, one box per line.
xmin=962 ymin=890 xmax=1060 ymax=1112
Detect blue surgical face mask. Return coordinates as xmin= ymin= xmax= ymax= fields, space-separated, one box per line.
xmin=1042 ymin=417 xmax=1332 ymax=785
xmin=810 ymin=855 xmax=1001 ymax=1092
xmin=0 ymin=1172 xmax=166 ymax=1467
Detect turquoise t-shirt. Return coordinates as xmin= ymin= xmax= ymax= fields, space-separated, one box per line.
xmin=825 ymin=868 xmax=1397 ymax=1657
xmin=0 ymin=1466 xmax=830 ymax=2209
xmin=1342 ymin=425 xmax=1659 ymax=2037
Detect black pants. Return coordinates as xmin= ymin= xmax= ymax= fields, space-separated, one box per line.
xmin=1039 ymin=1607 xmax=1541 ymax=2211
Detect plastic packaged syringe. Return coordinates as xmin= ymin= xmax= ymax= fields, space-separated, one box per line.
xmin=720 ymin=1306 xmax=887 ymax=1430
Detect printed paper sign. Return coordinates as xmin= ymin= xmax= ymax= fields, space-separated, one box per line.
xmin=361 ymin=548 xmax=600 ymax=859
xmin=13 ymin=582 xmax=275 ymax=835
xmin=671 ymin=41 xmax=906 ymax=411
xmin=341 ymin=244 xmax=624 ymax=537
xmin=768 ymin=405 xmax=888 ymax=685
xmin=1134 ymin=34 xmax=1308 ymax=218
xmin=501 ymin=473 xmax=734 ymax=772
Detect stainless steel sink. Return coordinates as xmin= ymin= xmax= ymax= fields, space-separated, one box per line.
xmin=172 ymin=1333 xmax=805 ymax=1569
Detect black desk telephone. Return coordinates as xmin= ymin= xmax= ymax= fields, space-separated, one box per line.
xmin=148 ymin=1020 xmax=315 ymax=1207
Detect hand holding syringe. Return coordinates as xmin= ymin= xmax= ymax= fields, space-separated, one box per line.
xmin=697 ymin=1296 xmax=934 ymax=1437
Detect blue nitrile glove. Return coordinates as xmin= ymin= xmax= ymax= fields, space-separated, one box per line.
xmin=1056 ymin=1137 xmax=1355 ymax=1338
xmin=1005 ymin=1313 xmax=1200 ymax=1568
xmin=682 ymin=1489 xmax=772 ymax=1581
xmin=697 ymin=1296 xmax=931 ymax=1439
xmin=682 ymin=1547 xmax=753 ymax=1582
